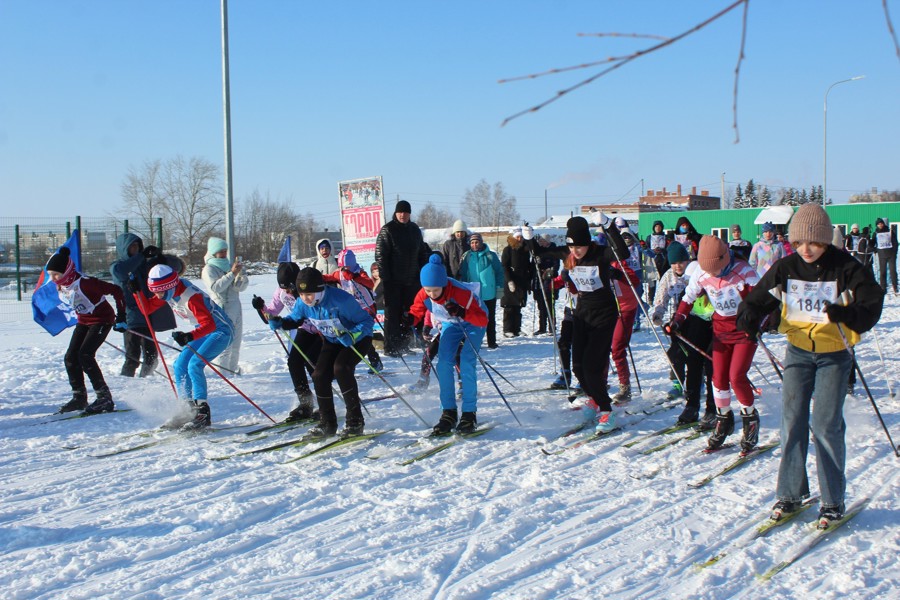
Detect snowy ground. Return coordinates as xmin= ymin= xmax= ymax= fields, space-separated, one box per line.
xmin=1 ymin=274 xmax=898 ymax=599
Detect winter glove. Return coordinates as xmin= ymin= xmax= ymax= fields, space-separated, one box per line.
xmin=735 ymin=305 xmax=762 ymax=337
xmin=339 ymin=268 xmax=354 ymax=280
xmin=422 ymin=325 xmax=434 ymax=343
xmin=664 ymin=313 xmax=687 ymax=335
xmin=172 ymin=331 xmax=193 ymax=347
xmin=608 ymin=268 xmax=625 ymax=281
xmin=251 ymin=295 xmax=265 ymax=311
xmin=824 ymin=302 xmax=854 ymax=325
xmin=588 ymin=210 xmax=611 ymax=228
xmin=142 ymin=245 xmax=160 ymax=260
xmin=650 ymin=309 xmax=664 ymax=327
xmin=445 ymin=301 xmax=466 ymax=319
xmin=522 ymin=225 xmax=534 ymax=241
xmin=507 ymin=281 xmax=516 ymax=293
xmin=268 ymin=316 xmax=283 ymax=331
xmin=127 ymin=276 xmax=141 ymax=294
xmin=114 ymin=313 xmax=128 ymax=332
xmin=552 ymin=276 xmax=564 ymax=290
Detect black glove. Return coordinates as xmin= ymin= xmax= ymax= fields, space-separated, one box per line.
xmin=825 ymin=302 xmax=853 ymax=325
xmin=664 ymin=313 xmax=686 ymax=335
xmin=142 ymin=245 xmax=160 ymax=260
xmin=172 ymin=331 xmax=193 ymax=347
xmin=445 ymin=301 xmax=466 ymax=319
xmin=127 ymin=277 xmax=141 ymax=294
xmin=608 ymin=268 xmax=625 ymax=281
xmin=735 ymin=305 xmax=762 ymax=337
xmin=251 ymin=295 xmax=265 ymax=311
xmin=114 ymin=313 xmax=128 ymax=332
xmin=281 ymin=317 xmax=304 ymax=330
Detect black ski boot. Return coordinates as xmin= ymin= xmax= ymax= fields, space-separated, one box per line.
xmin=739 ymin=407 xmax=760 ymax=454
xmin=770 ymin=499 xmax=802 ymax=521
xmin=457 ymin=411 xmax=477 ymax=434
xmin=305 ymin=420 xmax=338 ymax=439
xmin=183 ymin=401 xmax=211 ymax=430
xmin=59 ymin=389 xmax=88 ymax=413
xmin=367 ymin=355 xmax=384 ymax=374
xmin=551 ymin=371 xmax=571 ymax=390
xmin=432 ymin=409 xmax=458 ymax=436
xmin=84 ymin=386 xmax=114 ymax=414
xmin=677 ymin=405 xmax=699 ymax=425
xmin=286 ymin=386 xmax=315 ymax=422
xmin=341 ymin=418 xmax=365 ymax=438
xmin=817 ymin=505 xmax=844 ymax=530
xmin=698 ymin=410 xmax=717 ymax=431
xmin=707 ymin=409 xmax=734 ymax=450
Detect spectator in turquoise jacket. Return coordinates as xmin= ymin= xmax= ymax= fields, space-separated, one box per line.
xmin=458 ymin=232 xmax=505 ymax=349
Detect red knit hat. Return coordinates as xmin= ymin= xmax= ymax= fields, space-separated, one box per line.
xmin=697 ymin=235 xmax=730 ymax=275
xmin=147 ymin=264 xmax=179 ymax=292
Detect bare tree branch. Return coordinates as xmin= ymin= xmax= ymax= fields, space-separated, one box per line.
xmin=577 ymin=32 xmax=670 ymax=41
xmin=885 ymin=0 xmax=900 ymax=62
xmin=732 ymin=0 xmax=750 ymax=143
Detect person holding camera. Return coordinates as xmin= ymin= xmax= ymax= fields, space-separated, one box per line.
xmin=202 ymin=237 xmax=248 ymax=374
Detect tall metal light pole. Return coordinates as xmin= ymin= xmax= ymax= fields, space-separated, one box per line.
xmin=823 ymin=76 xmax=864 ymax=206
xmin=221 ymin=0 xmax=236 ymax=260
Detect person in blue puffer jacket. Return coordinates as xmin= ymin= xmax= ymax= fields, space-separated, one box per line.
xmin=268 ymin=267 xmax=375 ymax=439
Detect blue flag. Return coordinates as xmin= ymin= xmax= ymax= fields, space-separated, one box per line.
xmin=32 ymin=230 xmax=81 ymax=336
xmin=277 ymin=236 xmax=291 ymax=263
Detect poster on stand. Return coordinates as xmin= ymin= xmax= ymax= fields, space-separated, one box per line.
xmin=338 ymin=176 xmax=385 ymax=277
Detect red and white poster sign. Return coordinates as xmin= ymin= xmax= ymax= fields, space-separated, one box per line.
xmin=338 ymin=176 xmax=385 ymax=272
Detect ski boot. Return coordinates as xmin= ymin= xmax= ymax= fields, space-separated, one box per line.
xmin=367 ymin=355 xmax=384 ymax=374
xmin=182 ymin=401 xmax=211 ymax=430
xmin=665 ymin=381 xmax=683 ymax=400
xmin=698 ymin=410 xmax=717 ymax=431
xmin=84 ymin=386 xmax=115 ymax=414
xmin=457 ymin=411 xmax=477 ymax=434
xmin=676 ymin=405 xmax=699 ymax=425
xmin=550 ymin=371 xmax=571 ymax=390
xmin=817 ymin=505 xmax=844 ymax=530
xmin=286 ymin=386 xmax=315 ymax=422
xmin=581 ymin=397 xmax=601 ymax=423
xmin=305 ymin=419 xmax=338 ymax=440
xmin=595 ymin=411 xmax=617 ymax=434
xmin=58 ymin=389 xmax=88 ymax=413
xmin=706 ymin=409 xmax=735 ymax=450
xmin=405 ymin=377 xmax=430 ymax=393
xmin=612 ymin=384 xmax=632 ymax=404
xmin=341 ymin=417 xmax=365 ymax=438
xmin=770 ymin=499 xmax=802 ymax=521
xmin=846 ymin=382 xmax=855 ymax=396
xmin=739 ymin=407 xmax=760 ymax=454
xmin=432 ymin=409 xmax=458 ymax=436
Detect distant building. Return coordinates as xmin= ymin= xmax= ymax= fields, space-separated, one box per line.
xmin=580 ymin=184 xmax=721 ymax=216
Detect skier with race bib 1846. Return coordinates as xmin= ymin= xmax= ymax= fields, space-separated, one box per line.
xmin=736 ymin=203 xmax=884 ymax=528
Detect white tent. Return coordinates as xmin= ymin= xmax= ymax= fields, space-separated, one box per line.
xmin=754 ymin=205 xmax=795 ymax=225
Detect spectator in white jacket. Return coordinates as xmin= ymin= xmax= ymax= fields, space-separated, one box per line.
xmin=201 ymin=237 xmax=248 ymax=374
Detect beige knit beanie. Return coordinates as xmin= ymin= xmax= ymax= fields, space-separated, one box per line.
xmin=788 ymin=204 xmax=833 ymax=245
xmin=697 ymin=235 xmax=730 ymax=275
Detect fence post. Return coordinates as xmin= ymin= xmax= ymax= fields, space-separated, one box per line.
xmin=124 ymin=219 xmax=129 ymax=234
xmin=14 ymin=225 xmax=21 ymax=301
xmin=75 ymin=216 xmax=82 ymax=267
xmin=156 ymin=217 xmax=163 ymax=251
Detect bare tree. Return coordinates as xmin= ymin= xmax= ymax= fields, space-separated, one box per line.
xmin=121 ymin=159 xmax=163 ymax=240
xmin=161 ymin=156 xmax=224 ymax=268
xmin=415 ymin=201 xmax=456 ymax=229
xmin=462 ymin=179 xmax=521 ymax=229
xmin=236 ymin=189 xmax=322 ymax=261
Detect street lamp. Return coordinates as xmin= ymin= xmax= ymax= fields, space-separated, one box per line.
xmin=823 ymin=75 xmax=865 ymax=205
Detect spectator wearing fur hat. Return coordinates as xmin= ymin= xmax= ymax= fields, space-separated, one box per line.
xmin=252 ymin=262 xmax=323 ymax=422
xmin=459 ymin=232 xmax=505 ymax=349
xmin=736 ymin=203 xmax=884 ymax=527
xmin=375 ymin=200 xmax=431 ymax=357
xmin=441 ymin=220 xmax=470 ymax=279
xmin=47 ymin=246 xmax=126 ymax=415
xmin=873 ymin=217 xmax=898 ymax=294
xmin=750 ymin=222 xmax=785 ymax=277
xmin=666 ymin=235 xmax=760 ymax=452
xmin=500 ymin=226 xmax=535 ymax=337
xmin=202 ymin=237 xmax=248 ymax=374
xmin=145 ymin=263 xmax=235 ymax=429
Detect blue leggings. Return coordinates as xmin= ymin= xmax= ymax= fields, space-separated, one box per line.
xmin=173 ymin=329 xmax=233 ymax=401
xmin=437 ymin=322 xmax=485 ymax=413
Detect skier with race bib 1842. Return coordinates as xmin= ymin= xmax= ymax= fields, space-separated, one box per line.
xmin=736 ymin=203 xmax=884 ymax=528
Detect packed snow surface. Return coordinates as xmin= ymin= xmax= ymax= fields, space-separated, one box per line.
xmin=1 ymin=276 xmax=898 ymax=599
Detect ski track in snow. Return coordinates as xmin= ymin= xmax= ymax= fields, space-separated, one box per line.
xmin=1 ymin=279 xmax=899 ymax=599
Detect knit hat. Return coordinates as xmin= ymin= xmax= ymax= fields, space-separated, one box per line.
xmin=337 ymin=249 xmax=359 ymax=273
xmin=731 ymin=224 xmax=741 ymax=233
xmin=761 ymin=222 xmax=775 ymax=234
xmin=46 ymin=246 xmax=72 ymax=273
xmin=296 ymin=267 xmax=325 ymax=293
xmin=851 ymin=223 xmax=859 ymax=231
xmin=565 ymin=216 xmax=591 ymax=246
xmin=147 ymin=264 xmax=179 ymax=292
xmin=395 ymin=200 xmax=411 ymax=214
xmin=876 ymin=217 xmax=886 ymax=228
xmin=276 ymin=262 xmax=300 ymax=289
xmin=469 ymin=232 xmax=483 ymax=244
xmin=614 ymin=216 xmax=628 ymax=230
xmin=452 ymin=220 xmax=467 ymax=234
xmin=420 ymin=253 xmax=448 ymax=288
xmin=788 ymin=203 xmax=833 ymax=245
xmin=509 ymin=226 xmax=522 ymax=237
xmin=667 ymin=241 xmax=690 ymax=264
xmin=697 ymin=235 xmax=730 ymax=275
xmin=205 ymin=237 xmax=228 ymax=260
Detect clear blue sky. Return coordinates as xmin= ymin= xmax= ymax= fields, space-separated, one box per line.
xmin=1 ymin=1 xmax=898 ymax=228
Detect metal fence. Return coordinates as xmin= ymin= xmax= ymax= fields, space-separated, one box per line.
xmin=0 ymin=216 xmax=163 ymax=323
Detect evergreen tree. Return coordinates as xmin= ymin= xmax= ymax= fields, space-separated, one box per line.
xmin=759 ymin=185 xmax=771 ymax=207
xmin=786 ymin=188 xmax=799 ymax=207
xmin=808 ymin=185 xmax=819 ymax=204
xmin=734 ymin=184 xmax=744 ymax=209
xmin=799 ymin=189 xmax=809 ymax=204
xmin=745 ymin=179 xmax=758 ymax=208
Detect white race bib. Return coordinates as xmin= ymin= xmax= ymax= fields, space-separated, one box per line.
xmin=876 ymin=231 xmax=892 ymax=250
xmin=650 ymin=235 xmax=666 ymax=251
xmin=667 ymin=281 xmax=686 ymax=298
xmin=675 ymin=234 xmax=691 ymax=249
xmin=59 ymin=284 xmax=100 ymax=316
xmin=308 ymin=317 xmax=344 ymax=339
xmin=784 ymin=279 xmax=837 ymax=324
xmin=571 ymin=265 xmax=603 ymax=292
xmin=707 ymin=285 xmax=742 ymax=317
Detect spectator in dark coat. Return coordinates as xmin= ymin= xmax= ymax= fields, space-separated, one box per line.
xmin=531 ymin=234 xmax=560 ymax=335
xmin=874 ymin=217 xmax=898 ymax=294
xmin=441 ymin=220 xmax=469 ymax=279
xmin=500 ymin=227 xmax=535 ymax=337
xmin=674 ymin=216 xmax=702 ymax=260
xmin=375 ymin=200 xmax=431 ymax=356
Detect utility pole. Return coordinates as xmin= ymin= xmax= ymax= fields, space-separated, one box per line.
xmin=221 ymin=0 xmax=236 ymax=261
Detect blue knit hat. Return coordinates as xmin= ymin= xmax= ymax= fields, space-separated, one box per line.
xmin=761 ymin=222 xmax=775 ymax=233
xmin=667 ymin=242 xmax=690 ymax=264
xmin=420 ymin=253 xmax=448 ymax=288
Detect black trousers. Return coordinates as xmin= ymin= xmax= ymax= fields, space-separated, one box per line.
xmin=383 ymin=283 xmax=419 ymax=355
xmin=121 ymin=327 xmax=158 ymax=377
xmin=66 ymin=323 xmax=112 ymax=392
xmin=312 ymin=336 xmax=373 ymax=427
xmin=286 ymin=329 xmax=323 ymax=391
xmin=484 ymin=299 xmax=498 ymax=347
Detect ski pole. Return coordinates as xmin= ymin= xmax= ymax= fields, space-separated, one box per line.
xmin=529 ymin=247 xmax=564 ymax=377
xmin=835 ymin=323 xmax=899 ymax=458
xmin=130 ymin=277 xmax=179 ymax=400
xmin=377 ymin=318 xmax=414 ymax=374
xmin=254 ymin=297 xmax=289 ymax=355
xmin=482 ymin=359 xmax=519 ymax=391
xmin=177 ymin=339 xmax=276 ymax=423
xmin=756 ymin=336 xmax=785 ymax=380
xmin=870 ymin=328 xmax=896 ymax=398
xmin=102 ymin=339 xmax=165 ymax=378
xmin=626 ymin=344 xmax=642 ymax=395
xmin=127 ymin=329 xmax=239 ymax=375
xmin=458 ymin=321 xmax=522 ymax=426
xmin=669 ymin=330 xmax=762 ymax=395
xmin=346 ymin=338 xmax=428 ymax=427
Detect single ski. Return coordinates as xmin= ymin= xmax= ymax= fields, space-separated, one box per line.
xmin=92 ymin=425 xmax=227 ymax=458
xmin=36 ymin=408 xmax=134 ymax=425
xmin=210 ymin=431 xmax=319 ymax=460
xmin=757 ymin=497 xmax=870 ymax=582
xmin=244 ymin=418 xmax=316 ymax=437
xmin=640 ymin=429 xmax=703 ymax=455
xmin=694 ymin=496 xmax=820 ymax=569
xmin=622 ymin=421 xmax=696 ymax=449
xmin=282 ymin=431 xmax=386 ymax=463
xmin=541 ymin=427 xmax=621 ymax=455
xmin=398 ymin=426 xmax=496 ymax=465
xmin=688 ymin=440 xmax=780 ymax=489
